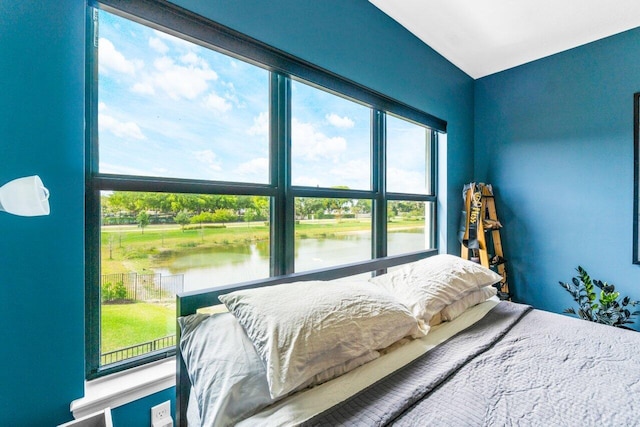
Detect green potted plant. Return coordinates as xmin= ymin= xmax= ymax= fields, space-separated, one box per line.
xmin=559 ymin=266 xmax=639 ymax=329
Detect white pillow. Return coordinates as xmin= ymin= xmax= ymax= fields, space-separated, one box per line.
xmin=369 ymin=254 xmax=502 ymax=327
xmin=429 ymin=311 xmax=443 ymax=326
xmin=178 ymin=312 xmax=380 ymax=426
xmin=440 ymin=285 xmax=497 ymax=322
xmin=219 ymin=279 xmax=425 ymax=399
xmin=178 ymin=312 xmax=273 ymax=426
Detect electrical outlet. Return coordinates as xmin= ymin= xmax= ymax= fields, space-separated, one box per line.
xmin=151 ymin=400 xmax=173 ymax=427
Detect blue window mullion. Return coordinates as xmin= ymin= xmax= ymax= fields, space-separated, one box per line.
xmin=372 ymin=110 xmax=387 ymax=260
xmin=270 ymin=73 xmax=294 ymax=276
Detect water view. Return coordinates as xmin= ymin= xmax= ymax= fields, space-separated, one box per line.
xmin=153 ymin=230 xmax=428 ymax=292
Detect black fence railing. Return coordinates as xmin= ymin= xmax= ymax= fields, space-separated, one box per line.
xmin=101 ymin=334 xmax=176 ymax=365
xmin=101 ymin=272 xmax=183 ymax=302
xmin=100 ymin=272 xmax=182 ymax=364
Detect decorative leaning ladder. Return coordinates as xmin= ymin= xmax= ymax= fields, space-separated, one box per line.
xmin=460 ymin=183 xmax=510 ymax=300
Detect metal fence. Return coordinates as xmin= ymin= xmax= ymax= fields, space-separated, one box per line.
xmin=101 ymin=272 xmax=183 ymax=302
xmin=100 ymin=272 xmax=182 ymax=364
xmin=101 ymin=334 xmax=176 ymax=365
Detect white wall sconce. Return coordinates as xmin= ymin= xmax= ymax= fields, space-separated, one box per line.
xmin=0 ymin=175 xmax=50 ymax=216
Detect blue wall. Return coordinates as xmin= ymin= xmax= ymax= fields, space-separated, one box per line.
xmin=0 ymin=1 xmax=85 ymax=425
xmin=1 ymin=0 xmax=473 ymax=425
xmin=475 ymin=27 xmax=640 ymax=323
xmin=110 ymin=389 xmax=176 ymax=427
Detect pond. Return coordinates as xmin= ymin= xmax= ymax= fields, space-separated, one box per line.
xmin=155 ymin=229 xmax=429 ymax=292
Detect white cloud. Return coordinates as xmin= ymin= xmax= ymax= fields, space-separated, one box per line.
xmin=292 ymin=175 xmax=322 ymax=187
xmin=247 ymin=112 xmax=269 ymax=136
xmin=99 ymin=38 xmax=140 ymax=75
xmin=292 ymin=159 xmax=369 ymax=189
xmin=220 ymin=81 xmax=240 ymax=108
xmin=136 ymin=56 xmax=218 ymax=100
xmin=131 ymin=82 xmax=155 ymax=95
xmin=202 ymin=92 xmax=232 ymax=113
xmin=235 ymin=157 xmax=269 ymax=177
xmin=386 ymin=167 xmax=426 ymax=194
xmin=99 ymin=113 xmax=146 ymax=140
xmin=292 ymin=118 xmax=347 ymax=161
xmin=149 ymin=37 xmax=169 ymax=54
xmin=194 ymin=149 xmax=222 ymax=171
xmin=180 ymin=52 xmax=207 ymax=67
xmin=329 ymin=159 xmax=369 ymax=187
xmin=326 ymin=113 xmax=355 ymax=129
xmin=99 ymin=162 xmax=149 ymax=176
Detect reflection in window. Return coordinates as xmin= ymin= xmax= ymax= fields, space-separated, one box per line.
xmin=291 ymin=80 xmax=371 ymax=190
xmin=294 ymin=197 xmax=372 ymax=271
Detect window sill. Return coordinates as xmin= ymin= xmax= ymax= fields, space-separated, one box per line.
xmin=70 ymin=358 xmax=175 ymax=419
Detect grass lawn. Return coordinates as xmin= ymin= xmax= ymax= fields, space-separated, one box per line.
xmin=101 ymin=302 xmax=175 ymax=353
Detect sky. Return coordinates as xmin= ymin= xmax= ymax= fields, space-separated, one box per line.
xmin=97 ymin=10 xmax=430 ymax=193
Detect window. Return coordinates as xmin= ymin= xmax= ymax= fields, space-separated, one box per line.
xmin=387 ymin=200 xmax=436 ymax=256
xmin=97 ymin=11 xmax=270 ymax=183
xmin=291 ymin=80 xmax=371 ymax=190
xmin=294 ymin=197 xmax=373 ymax=271
xmin=386 ymin=114 xmax=434 ymax=194
xmin=386 ymin=115 xmax=437 ymax=256
xmin=87 ymin=0 xmax=445 ymax=378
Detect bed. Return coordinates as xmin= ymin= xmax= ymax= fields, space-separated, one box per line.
xmin=176 ymin=253 xmax=640 ymax=426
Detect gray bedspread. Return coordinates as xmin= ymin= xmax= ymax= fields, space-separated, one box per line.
xmin=304 ymin=302 xmax=640 ymax=426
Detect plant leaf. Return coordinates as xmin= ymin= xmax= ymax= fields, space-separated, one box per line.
xmin=558 ymin=266 xmax=639 ymax=329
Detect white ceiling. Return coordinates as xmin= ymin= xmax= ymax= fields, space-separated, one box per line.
xmin=368 ymin=0 xmax=640 ymax=79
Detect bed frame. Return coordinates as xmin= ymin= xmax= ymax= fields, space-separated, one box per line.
xmin=175 ymin=250 xmax=436 ymax=426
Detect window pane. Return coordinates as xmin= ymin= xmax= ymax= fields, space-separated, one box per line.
xmin=294 ymin=197 xmax=372 ymax=271
xmin=387 ymin=201 xmax=435 ymax=255
xmin=98 ymin=11 xmax=270 ymax=183
xmin=386 ymin=115 xmax=432 ymax=194
xmin=100 ymin=191 xmax=270 ymax=365
xmin=291 ymin=80 xmax=371 ymax=190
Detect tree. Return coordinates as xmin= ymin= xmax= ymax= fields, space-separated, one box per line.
xmin=251 ymin=196 xmax=269 ymax=220
xmin=352 ymin=199 xmax=372 ymax=216
xmin=190 ymin=212 xmax=213 ymax=224
xmin=244 ymin=208 xmax=257 ymax=226
xmin=296 ymin=197 xmax=323 ymax=220
xmin=108 ymin=234 xmax=115 ymax=259
xmin=211 ymin=209 xmax=237 ymax=224
xmin=174 ymin=210 xmax=191 ymax=232
xmin=322 ymin=197 xmax=351 ymax=221
xmin=136 ymin=211 xmax=150 ymax=234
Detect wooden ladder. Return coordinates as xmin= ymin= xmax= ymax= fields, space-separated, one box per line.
xmin=461 ymin=183 xmax=510 ymax=300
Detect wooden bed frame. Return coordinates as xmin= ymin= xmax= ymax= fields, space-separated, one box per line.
xmin=175 ymin=250 xmax=436 ymax=426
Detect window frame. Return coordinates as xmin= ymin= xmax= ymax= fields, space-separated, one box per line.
xmin=86 ymin=0 xmax=445 ymax=379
